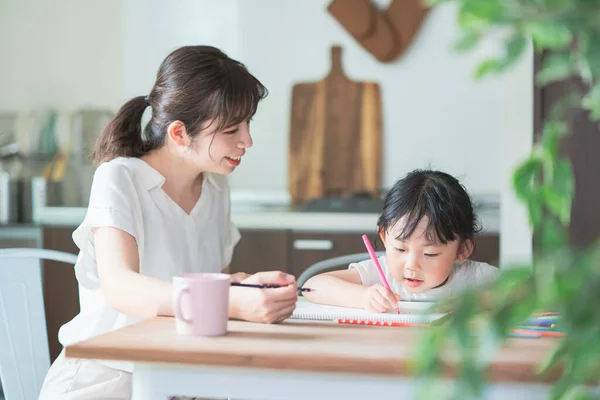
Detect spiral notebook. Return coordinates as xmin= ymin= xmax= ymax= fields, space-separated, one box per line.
xmin=290 ymin=298 xmax=447 ymax=324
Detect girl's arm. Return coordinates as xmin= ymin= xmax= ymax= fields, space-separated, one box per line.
xmin=302 ymin=269 xmax=370 ymax=308
xmin=94 ymin=227 xmax=297 ymax=323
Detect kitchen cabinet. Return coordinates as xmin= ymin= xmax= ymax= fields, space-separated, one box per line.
xmin=42 ymin=226 xmax=80 ymax=363
xmin=229 ymin=229 xmax=290 ymax=275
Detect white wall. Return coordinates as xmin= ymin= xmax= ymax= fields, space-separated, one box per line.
xmin=0 ymin=0 xmax=123 ymax=111
xmin=231 ymin=0 xmax=506 ymax=196
xmin=500 ymin=42 xmax=534 ymax=267
xmin=119 ymin=0 xmax=239 ymax=101
xmin=0 ymin=0 xmax=239 ymax=111
xmin=1 ymin=0 xmax=523 ymax=202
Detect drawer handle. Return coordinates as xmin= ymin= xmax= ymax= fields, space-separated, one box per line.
xmin=293 ymin=240 xmax=334 ymax=251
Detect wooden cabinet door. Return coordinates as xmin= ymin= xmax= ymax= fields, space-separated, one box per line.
xmin=43 ymin=227 xmax=80 ymax=363
xmin=230 ymin=229 xmax=290 ymax=275
xmin=471 ymin=234 xmax=500 ymax=266
xmin=289 ymin=232 xmax=377 ymax=278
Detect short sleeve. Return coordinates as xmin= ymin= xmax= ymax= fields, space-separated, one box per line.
xmin=71 ymin=162 xmax=140 ymax=289
xmin=449 ymin=260 xmax=499 ymax=293
xmin=471 ymin=261 xmax=500 ymax=285
xmin=349 ymin=257 xmax=385 ymax=286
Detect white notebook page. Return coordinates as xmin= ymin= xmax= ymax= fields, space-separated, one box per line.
xmin=290 ymin=298 xmax=447 ymax=324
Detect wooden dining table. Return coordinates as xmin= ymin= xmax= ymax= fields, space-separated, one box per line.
xmin=65 ymin=316 xmax=558 ymax=399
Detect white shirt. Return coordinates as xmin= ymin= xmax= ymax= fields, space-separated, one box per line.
xmin=58 ymin=157 xmax=240 ymax=371
xmin=350 ymin=256 xmax=498 ymax=301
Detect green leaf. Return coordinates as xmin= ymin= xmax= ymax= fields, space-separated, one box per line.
xmin=458 ymin=0 xmax=506 ymax=31
xmin=541 ymin=184 xmax=571 ymax=225
xmin=528 ymin=193 xmax=543 ymax=229
xmin=538 ymin=341 xmax=567 ymax=375
xmin=513 ymin=157 xmax=541 ymax=200
xmin=553 ymin=159 xmax=575 ymax=201
xmin=580 ymin=32 xmax=600 ymax=78
xmin=505 ymin=33 xmax=527 ymax=64
xmin=563 ymin=385 xmax=592 ymax=400
xmin=474 ymin=58 xmax=504 ymax=78
xmin=582 ymin=83 xmax=600 ymax=121
xmin=536 ymin=53 xmax=575 ymax=85
xmin=541 ymin=120 xmax=569 ymax=156
xmin=527 ymin=22 xmax=572 ymax=51
xmin=548 ymin=92 xmax=581 ymax=122
xmin=454 ymin=32 xmax=481 ymax=52
xmin=539 ymin=218 xmax=568 ymax=250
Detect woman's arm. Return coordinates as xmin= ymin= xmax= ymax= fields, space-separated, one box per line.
xmin=221 ymin=265 xmax=250 ymax=283
xmin=94 ymin=227 xmax=297 ymax=323
xmin=94 ymin=227 xmax=174 ymax=319
xmin=302 ymin=269 xmax=370 ymax=308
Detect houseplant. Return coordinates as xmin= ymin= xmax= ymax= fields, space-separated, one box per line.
xmin=412 ymin=0 xmax=600 ymax=399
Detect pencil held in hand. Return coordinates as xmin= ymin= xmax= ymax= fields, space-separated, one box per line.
xmin=363 ymin=284 xmax=402 ymax=313
xmin=362 ymin=234 xmax=401 ymax=313
xmin=231 ymin=282 xmax=313 ymax=293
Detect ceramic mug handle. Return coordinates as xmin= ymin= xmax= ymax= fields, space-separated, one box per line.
xmin=174 ymin=286 xmax=192 ymax=323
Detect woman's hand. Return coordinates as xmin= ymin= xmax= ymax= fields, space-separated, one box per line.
xmin=229 ymin=271 xmax=298 ymax=324
xmin=230 ymin=272 xmax=251 ymax=283
xmin=361 ymin=284 xmax=401 ymax=313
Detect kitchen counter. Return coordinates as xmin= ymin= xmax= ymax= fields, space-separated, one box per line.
xmin=31 ymin=204 xmax=500 ymax=234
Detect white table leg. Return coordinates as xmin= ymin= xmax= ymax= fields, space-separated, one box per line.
xmin=132 ymin=364 xmax=171 ymax=400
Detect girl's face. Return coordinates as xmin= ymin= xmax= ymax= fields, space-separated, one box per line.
xmin=379 ymin=216 xmax=471 ymax=293
xmin=178 ymin=119 xmax=253 ymax=175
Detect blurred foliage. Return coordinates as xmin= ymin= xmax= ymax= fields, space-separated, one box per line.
xmin=413 ymin=0 xmax=600 ymax=398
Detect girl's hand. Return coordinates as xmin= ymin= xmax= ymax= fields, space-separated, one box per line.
xmin=230 ymin=272 xmax=250 ymax=283
xmin=230 ymin=271 xmax=298 ymax=324
xmin=362 ymin=284 xmax=401 ymax=313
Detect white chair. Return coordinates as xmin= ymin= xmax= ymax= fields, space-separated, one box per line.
xmin=297 ymin=251 xmax=385 ymax=288
xmin=0 ymin=248 xmax=77 ymax=400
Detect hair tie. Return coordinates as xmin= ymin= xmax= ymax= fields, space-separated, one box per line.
xmin=144 ymin=96 xmax=150 ymax=106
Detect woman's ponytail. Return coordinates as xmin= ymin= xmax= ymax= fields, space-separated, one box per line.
xmin=92 ymin=96 xmax=151 ymax=165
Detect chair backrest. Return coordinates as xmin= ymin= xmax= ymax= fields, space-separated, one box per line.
xmin=0 ymin=248 xmax=77 ymax=400
xmin=297 ymin=251 xmax=385 ymax=288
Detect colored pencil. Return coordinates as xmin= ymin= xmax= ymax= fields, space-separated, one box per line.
xmin=362 ymin=234 xmax=400 ymax=314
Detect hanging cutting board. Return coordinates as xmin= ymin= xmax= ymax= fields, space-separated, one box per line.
xmin=289 ymin=46 xmax=382 ymax=205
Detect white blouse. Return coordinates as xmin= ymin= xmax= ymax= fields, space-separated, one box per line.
xmin=58 ymin=157 xmax=240 ymax=371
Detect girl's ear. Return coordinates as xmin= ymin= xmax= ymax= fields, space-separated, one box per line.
xmin=457 ymin=239 xmax=474 ymax=263
xmin=378 ymin=228 xmax=387 ymax=247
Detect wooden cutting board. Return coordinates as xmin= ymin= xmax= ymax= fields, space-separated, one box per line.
xmin=289 ymin=46 xmax=382 ymax=205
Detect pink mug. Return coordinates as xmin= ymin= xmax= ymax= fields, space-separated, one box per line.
xmin=172 ymin=273 xmax=231 ymax=336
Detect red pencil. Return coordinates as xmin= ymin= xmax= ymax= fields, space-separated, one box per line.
xmin=336 ymin=319 xmax=429 ymax=328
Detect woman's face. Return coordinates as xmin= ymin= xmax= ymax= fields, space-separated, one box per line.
xmin=182 ymin=119 xmax=253 ymax=175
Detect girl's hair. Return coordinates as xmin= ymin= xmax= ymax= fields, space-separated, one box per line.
xmin=377 ymin=169 xmax=481 ymax=245
xmin=92 ymin=45 xmax=267 ymax=165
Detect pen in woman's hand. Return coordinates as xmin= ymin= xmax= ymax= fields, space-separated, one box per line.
xmin=230 ymin=282 xmax=313 ymax=293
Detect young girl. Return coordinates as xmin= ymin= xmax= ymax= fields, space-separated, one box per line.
xmin=303 ymin=169 xmax=498 ymax=313
xmin=39 ymin=46 xmax=298 ymax=399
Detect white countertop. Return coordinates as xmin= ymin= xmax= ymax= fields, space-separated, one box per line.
xmin=33 ymin=205 xmax=500 ymax=234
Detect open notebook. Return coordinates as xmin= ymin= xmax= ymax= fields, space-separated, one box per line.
xmin=290 ymin=298 xmax=448 ymax=324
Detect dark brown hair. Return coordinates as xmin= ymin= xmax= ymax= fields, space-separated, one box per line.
xmin=377 ymin=169 xmax=481 ymax=245
xmin=92 ymin=45 xmax=267 ymax=165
